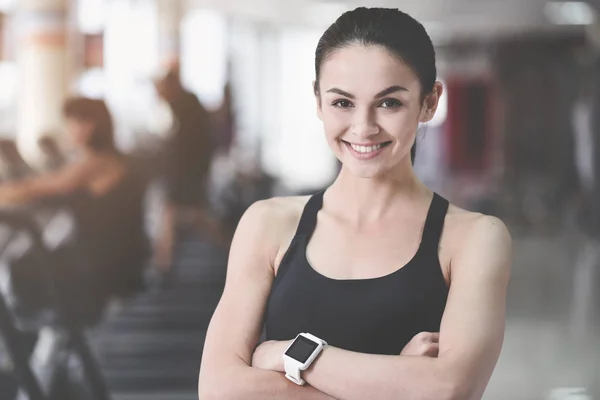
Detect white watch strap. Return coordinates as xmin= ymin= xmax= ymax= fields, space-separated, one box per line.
xmin=302 ymin=333 xmax=328 ymax=347
xmin=284 ymin=357 xmax=305 ymax=385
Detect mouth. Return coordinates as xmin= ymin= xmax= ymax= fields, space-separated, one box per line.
xmin=341 ymin=140 xmax=392 ymax=160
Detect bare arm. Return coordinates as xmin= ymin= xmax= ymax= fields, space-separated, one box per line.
xmin=0 ymin=162 xmax=93 ymax=204
xmin=198 ymin=199 xmax=336 ymax=400
xmin=254 ymin=215 xmax=511 ymax=400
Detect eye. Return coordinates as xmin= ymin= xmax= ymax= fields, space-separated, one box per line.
xmin=378 ymin=99 xmax=403 ymax=109
xmin=331 ymin=99 xmax=354 ymax=108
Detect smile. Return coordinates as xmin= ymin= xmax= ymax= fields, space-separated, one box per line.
xmin=342 ymin=140 xmax=392 ymax=159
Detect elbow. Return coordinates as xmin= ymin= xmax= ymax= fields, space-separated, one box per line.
xmin=198 ymin=381 xmax=232 ymax=400
xmin=421 ymin=368 xmax=477 ymax=400
xmin=440 ymin=377 xmax=480 ymax=400
xmin=198 ymin=388 xmax=226 ymax=400
xmin=431 ymin=359 xmax=484 ymax=400
xmin=444 ymin=384 xmax=468 ymax=400
xmin=197 ymin=378 xmax=215 ymax=400
xmin=197 ymin=386 xmax=214 ymax=400
xmin=198 ymin=373 xmax=247 ymax=400
xmin=198 ymin=373 xmax=231 ymax=400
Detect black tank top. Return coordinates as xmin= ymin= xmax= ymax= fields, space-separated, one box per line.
xmin=264 ymin=190 xmax=450 ymax=355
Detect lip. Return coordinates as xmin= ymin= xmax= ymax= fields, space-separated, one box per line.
xmin=342 ymin=140 xmax=390 ymax=160
xmin=343 ymin=140 xmax=391 ymax=146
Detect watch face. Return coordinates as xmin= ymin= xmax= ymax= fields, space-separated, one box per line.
xmin=285 ymin=335 xmax=319 ymax=363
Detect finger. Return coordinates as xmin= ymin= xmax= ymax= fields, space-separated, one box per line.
xmin=430 ymin=332 xmax=440 ymax=343
xmin=424 ymin=343 xmax=439 ymax=357
xmin=415 ymin=331 xmax=432 ymax=342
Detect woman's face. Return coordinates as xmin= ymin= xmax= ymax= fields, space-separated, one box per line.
xmin=66 ymin=117 xmax=93 ymax=150
xmin=316 ymin=45 xmax=441 ymax=179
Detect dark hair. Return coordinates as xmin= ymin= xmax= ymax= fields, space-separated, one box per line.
xmin=315 ymin=7 xmax=437 ymax=164
xmin=63 ymin=97 xmax=116 ymax=152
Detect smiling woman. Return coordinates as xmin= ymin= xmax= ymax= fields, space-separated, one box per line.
xmin=198 ymin=7 xmax=511 ymax=400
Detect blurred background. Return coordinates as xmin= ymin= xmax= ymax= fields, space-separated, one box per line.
xmin=0 ymin=0 xmax=597 ymax=399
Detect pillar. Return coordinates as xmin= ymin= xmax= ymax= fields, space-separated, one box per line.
xmin=157 ymin=0 xmax=182 ymax=71
xmin=16 ymin=0 xmax=72 ymax=159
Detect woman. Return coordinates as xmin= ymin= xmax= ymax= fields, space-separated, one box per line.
xmin=0 ymin=97 xmax=125 ymax=204
xmin=198 ymin=7 xmax=511 ymax=400
xmin=0 ymin=97 xmax=148 ymax=318
xmin=153 ymin=67 xmax=227 ymax=275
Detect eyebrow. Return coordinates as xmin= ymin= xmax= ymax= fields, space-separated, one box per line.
xmin=325 ymin=85 xmax=409 ymax=99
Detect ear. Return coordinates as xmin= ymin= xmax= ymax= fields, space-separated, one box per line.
xmin=314 ymin=80 xmax=323 ymax=121
xmin=419 ymin=81 xmax=443 ymax=123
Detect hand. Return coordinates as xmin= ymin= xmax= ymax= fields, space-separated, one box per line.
xmin=400 ymin=332 xmax=439 ymax=357
xmin=0 ymin=183 xmax=28 ymax=205
xmin=252 ymin=340 xmax=292 ymax=373
xmin=0 ymin=187 xmax=22 ymax=206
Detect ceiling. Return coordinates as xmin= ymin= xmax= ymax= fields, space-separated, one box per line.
xmin=188 ymin=0 xmax=598 ymax=42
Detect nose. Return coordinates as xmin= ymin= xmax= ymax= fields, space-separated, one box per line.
xmin=351 ymin=107 xmax=379 ymax=138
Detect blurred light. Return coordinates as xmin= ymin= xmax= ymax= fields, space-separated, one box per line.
xmin=181 ymin=9 xmax=228 ymax=110
xmin=304 ymin=1 xmax=351 ymax=26
xmin=78 ymin=0 xmax=106 ymax=33
xmin=77 ymin=68 xmax=105 ymax=99
xmin=0 ymin=0 xmax=15 ymax=12
xmin=0 ymin=62 xmax=17 ymax=107
xmin=544 ymin=1 xmax=596 ymax=25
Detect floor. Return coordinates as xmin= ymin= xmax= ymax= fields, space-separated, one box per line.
xmin=92 ymin=233 xmax=227 ymax=400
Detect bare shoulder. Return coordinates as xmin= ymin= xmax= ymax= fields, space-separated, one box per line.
xmin=446 ymin=204 xmax=511 ymax=243
xmin=236 ymin=196 xmax=311 ymax=270
xmin=245 ymin=195 xmax=310 ymax=232
xmin=444 ymin=203 xmax=512 ymax=277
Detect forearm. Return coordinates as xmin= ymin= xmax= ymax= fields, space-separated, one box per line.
xmin=0 ymin=182 xmax=31 ymax=203
xmin=304 ymin=347 xmax=463 ymax=400
xmin=199 ymin=364 xmax=337 ymax=400
xmin=0 ymin=180 xmax=55 ymax=204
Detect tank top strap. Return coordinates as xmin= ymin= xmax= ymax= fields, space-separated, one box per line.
xmin=419 ymin=193 xmax=449 ymax=252
xmin=294 ymin=190 xmax=324 ymax=238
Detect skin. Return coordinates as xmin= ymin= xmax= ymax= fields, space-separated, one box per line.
xmin=0 ymin=118 xmax=124 ymax=205
xmin=198 ymin=45 xmax=511 ymax=400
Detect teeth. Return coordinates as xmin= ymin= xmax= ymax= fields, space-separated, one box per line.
xmin=350 ymin=143 xmax=383 ymax=153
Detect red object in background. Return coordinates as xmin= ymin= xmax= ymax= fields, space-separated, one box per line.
xmin=0 ymin=12 xmax=5 ymax=61
xmin=445 ymin=78 xmax=496 ymax=172
xmin=84 ymin=33 xmax=104 ymax=69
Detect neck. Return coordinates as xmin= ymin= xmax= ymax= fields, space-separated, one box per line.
xmin=327 ymin=156 xmax=430 ymax=224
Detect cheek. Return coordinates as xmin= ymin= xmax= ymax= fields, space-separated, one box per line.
xmin=66 ymin=126 xmax=78 ymax=141
xmin=379 ymin=108 xmax=420 ymax=138
xmin=71 ymin=130 xmax=83 ymax=142
xmin=322 ymin=110 xmax=350 ymax=139
xmin=71 ymin=129 xmax=91 ymax=147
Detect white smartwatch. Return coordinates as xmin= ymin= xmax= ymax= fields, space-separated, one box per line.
xmin=282 ymin=333 xmax=327 ymax=385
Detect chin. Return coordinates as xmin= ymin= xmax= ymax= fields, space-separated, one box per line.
xmin=340 ymin=159 xmax=389 ymax=179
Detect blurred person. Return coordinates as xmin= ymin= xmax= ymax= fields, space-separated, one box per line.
xmin=0 ymin=139 xmax=34 ymax=181
xmin=153 ymin=65 xmax=226 ymax=275
xmin=212 ymin=81 xmax=236 ymax=156
xmin=0 ymin=97 xmax=148 ymax=319
xmin=199 ymin=7 xmax=511 ymax=400
xmin=37 ymin=134 xmax=67 ymax=172
xmin=219 ymin=148 xmax=276 ymax=239
xmin=0 ymin=98 xmax=125 ymax=203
